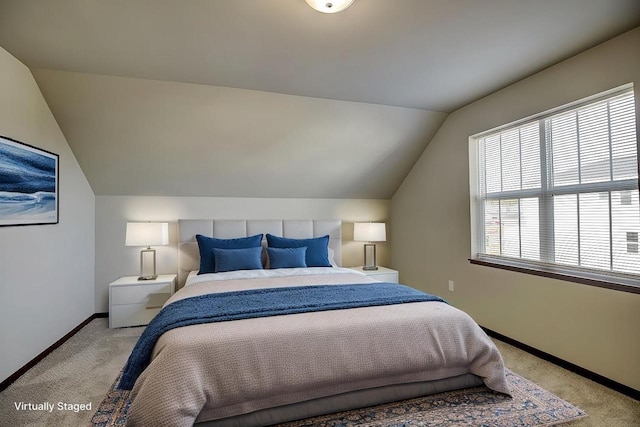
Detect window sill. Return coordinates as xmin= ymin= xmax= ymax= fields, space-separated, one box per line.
xmin=469 ymin=257 xmax=640 ymax=294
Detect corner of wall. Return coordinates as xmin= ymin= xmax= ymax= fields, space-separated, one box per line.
xmin=0 ymin=45 xmax=95 ymax=382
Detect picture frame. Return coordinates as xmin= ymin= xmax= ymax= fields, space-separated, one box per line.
xmin=0 ymin=135 xmax=59 ymax=226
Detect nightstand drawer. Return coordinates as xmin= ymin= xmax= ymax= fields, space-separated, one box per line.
xmin=109 ymin=274 xmax=176 ymax=328
xmin=111 ymin=282 xmax=172 ymax=305
xmin=110 ymin=304 xmax=161 ymax=328
xmin=367 ymin=272 xmax=398 ymax=283
xmin=347 ymin=266 xmax=399 ymax=283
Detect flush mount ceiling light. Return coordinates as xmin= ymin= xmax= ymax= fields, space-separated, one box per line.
xmin=305 ymin=0 xmax=355 ymax=14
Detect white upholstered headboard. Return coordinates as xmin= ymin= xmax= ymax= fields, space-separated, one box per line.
xmin=177 ymin=219 xmax=342 ymax=288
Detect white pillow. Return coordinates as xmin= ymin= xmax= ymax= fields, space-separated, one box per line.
xmin=328 ymin=247 xmax=338 ymax=267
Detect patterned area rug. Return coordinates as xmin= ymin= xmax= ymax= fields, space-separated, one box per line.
xmin=91 ymin=370 xmax=586 ymax=426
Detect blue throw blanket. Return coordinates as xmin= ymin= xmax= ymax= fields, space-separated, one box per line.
xmin=118 ymin=282 xmax=446 ymax=390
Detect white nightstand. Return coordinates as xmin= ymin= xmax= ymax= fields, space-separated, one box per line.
xmin=109 ymin=274 xmax=177 ymax=328
xmin=348 ymin=266 xmax=399 ymax=283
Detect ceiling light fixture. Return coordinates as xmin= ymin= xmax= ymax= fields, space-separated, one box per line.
xmin=305 ymin=0 xmax=354 ymax=14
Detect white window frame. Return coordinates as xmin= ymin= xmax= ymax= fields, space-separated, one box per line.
xmin=469 ymin=84 xmax=640 ymax=293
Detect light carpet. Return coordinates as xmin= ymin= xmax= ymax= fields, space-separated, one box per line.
xmin=91 ymin=369 xmax=586 ymax=426
xmin=3 ymin=319 xmax=637 ymax=426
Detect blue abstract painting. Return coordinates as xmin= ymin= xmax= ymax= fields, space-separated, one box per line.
xmin=0 ymin=135 xmax=59 ymax=226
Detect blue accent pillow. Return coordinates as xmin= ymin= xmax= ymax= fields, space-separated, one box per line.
xmin=267 ymin=247 xmax=307 ymax=269
xmin=266 ymin=234 xmax=331 ymax=267
xmin=196 ymin=234 xmax=263 ymax=274
xmin=212 ymin=247 xmax=263 ymax=273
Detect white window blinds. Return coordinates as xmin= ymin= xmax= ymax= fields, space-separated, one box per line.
xmin=472 ymin=86 xmax=640 ymax=280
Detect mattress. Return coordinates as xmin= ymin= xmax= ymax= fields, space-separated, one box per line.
xmin=125 ymin=268 xmax=510 ymax=427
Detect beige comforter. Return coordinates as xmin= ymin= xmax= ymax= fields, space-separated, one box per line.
xmin=126 ymin=268 xmax=509 ymax=427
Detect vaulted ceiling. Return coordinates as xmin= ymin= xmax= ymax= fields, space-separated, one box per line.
xmin=0 ymin=0 xmax=638 ymax=198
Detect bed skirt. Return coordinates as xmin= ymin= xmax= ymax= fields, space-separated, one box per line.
xmin=196 ymin=373 xmax=484 ymax=427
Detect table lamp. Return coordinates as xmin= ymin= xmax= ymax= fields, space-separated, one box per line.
xmin=125 ymin=222 xmax=169 ymax=280
xmin=353 ymin=222 xmax=386 ymax=270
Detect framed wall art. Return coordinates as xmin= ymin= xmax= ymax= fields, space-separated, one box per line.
xmin=0 ymin=135 xmax=59 ymax=226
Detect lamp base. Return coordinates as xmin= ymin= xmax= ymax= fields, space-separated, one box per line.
xmin=363 ymin=243 xmax=378 ymax=271
xmin=139 ymin=248 xmax=158 ymax=281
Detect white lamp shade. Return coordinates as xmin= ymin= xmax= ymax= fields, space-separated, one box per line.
xmin=353 ymin=222 xmax=386 ymax=242
xmin=305 ymin=0 xmax=354 ymax=13
xmin=125 ymin=222 xmax=169 ymax=247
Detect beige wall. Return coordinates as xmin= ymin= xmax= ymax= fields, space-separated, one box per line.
xmin=392 ymin=27 xmax=640 ymax=390
xmin=95 ymin=196 xmax=391 ymax=312
xmin=0 ymin=47 xmax=95 ymax=382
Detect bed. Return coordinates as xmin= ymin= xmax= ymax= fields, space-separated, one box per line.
xmin=120 ymin=220 xmax=510 ymax=427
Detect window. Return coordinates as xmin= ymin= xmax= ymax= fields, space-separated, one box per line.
xmin=628 ymin=232 xmax=639 ymax=254
xmin=470 ymin=86 xmax=640 ymax=291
